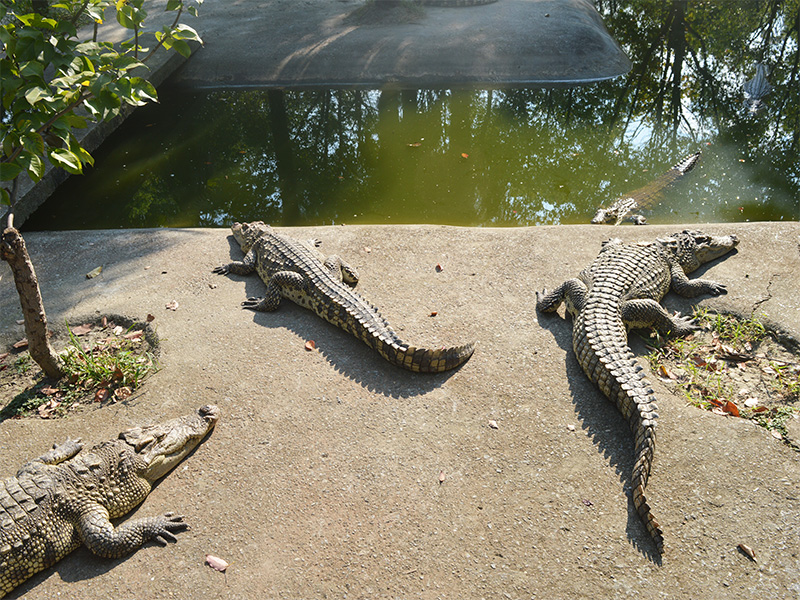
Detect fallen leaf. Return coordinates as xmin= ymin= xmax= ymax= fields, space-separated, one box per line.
xmin=363 ymin=246 xmax=371 ymax=253
xmin=656 ymin=364 xmax=676 ymax=380
xmin=435 ymin=263 xmax=443 ymax=272
xmin=205 ymin=554 xmax=229 ymax=572
xmin=582 ymin=499 xmax=594 ymax=507
xmin=305 ymin=340 xmax=316 ymax=351
xmin=723 ymin=400 xmax=740 ymax=418
xmin=114 ymin=386 xmax=132 ymax=401
xmin=209 ymin=283 xmax=218 ymax=289
xmin=744 ymin=397 xmax=759 ymax=408
xmin=101 ymin=316 xmax=108 ymax=328
xmin=0 ymin=352 xmax=8 ymax=363
xmin=146 ymin=314 xmax=155 ymax=323
xmin=407 ymin=142 xmax=422 ymax=147
xmin=460 ymin=152 xmax=469 ymax=159
xmin=85 ymin=266 xmax=103 ymax=279
xmin=71 ymin=323 xmax=93 ymax=336
xmin=13 ymin=338 xmax=28 ymax=349
xmin=40 ymin=385 xmax=59 ymax=396
xmin=737 ymin=543 xmax=757 ymax=562
xmin=429 ymin=311 xmax=438 ymax=317
xmin=38 ymin=398 xmax=60 ymax=418
xmin=112 ymin=366 xmax=125 ymax=381
xmin=438 ymin=470 xmax=446 ymax=484
xmin=15 ymin=319 xmax=24 ymax=325
xmin=771 ymin=429 xmax=783 ymax=440
xmin=113 ymin=326 xmax=124 ymax=336
xmin=165 ymin=301 xmax=179 ymax=311
xmin=123 ymin=330 xmax=144 ymax=341
xmin=488 ymin=420 xmax=498 ymax=429
xmin=566 ymin=424 xmax=575 ymax=432
xmin=94 ymin=388 xmax=110 ymax=403
xmin=711 ymin=407 xmax=727 ymax=417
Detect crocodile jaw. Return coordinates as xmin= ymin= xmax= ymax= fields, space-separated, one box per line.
xmin=693 ymin=232 xmax=739 ymax=265
xmin=119 ymin=405 xmax=219 ymax=482
xmin=231 ymin=221 xmax=271 ymax=253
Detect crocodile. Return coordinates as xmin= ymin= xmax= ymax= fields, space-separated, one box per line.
xmin=214 ymin=222 xmax=475 ymax=373
xmin=536 ymin=230 xmax=739 ymax=554
xmin=743 ymin=63 xmax=773 ymax=114
xmin=591 ymin=152 xmax=701 ymax=225
xmin=377 ymin=0 xmax=498 ymax=6
xmin=0 ymin=405 xmax=219 ymax=598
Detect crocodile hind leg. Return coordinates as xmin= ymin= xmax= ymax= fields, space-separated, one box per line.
xmin=536 ymin=279 xmax=587 ymax=317
xmin=242 ymin=270 xmax=305 ymax=311
xmin=620 ymin=299 xmax=697 ymax=337
xmin=323 ymin=255 xmax=359 ymax=287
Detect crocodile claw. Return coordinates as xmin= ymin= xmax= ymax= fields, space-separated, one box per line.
xmin=153 ymin=513 xmax=188 ymax=545
xmin=212 ymin=265 xmax=229 ymax=275
xmin=242 ymin=297 xmax=263 ymax=310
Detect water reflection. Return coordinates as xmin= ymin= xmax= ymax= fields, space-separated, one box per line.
xmin=26 ymin=0 xmax=799 ymax=230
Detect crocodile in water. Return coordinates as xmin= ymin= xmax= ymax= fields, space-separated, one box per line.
xmin=0 ymin=405 xmax=219 ymax=598
xmin=536 ymin=230 xmax=739 ymax=554
xmin=743 ymin=63 xmax=773 ymax=114
xmin=214 ymin=222 xmax=475 ymax=373
xmin=591 ymin=153 xmax=701 ymax=225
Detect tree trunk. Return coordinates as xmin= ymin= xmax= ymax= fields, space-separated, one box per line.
xmin=1 ymin=227 xmax=64 ymax=379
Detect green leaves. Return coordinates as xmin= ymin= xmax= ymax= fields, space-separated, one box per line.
xmin=1 ymin=0 xmax=202 ymax=211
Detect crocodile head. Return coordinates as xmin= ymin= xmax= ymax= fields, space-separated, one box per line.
xmin=591 ymin=208 xmax=612 ymax=224
xmin=230 ymin=221 xmax=271 ymax=253
xmin=119 ymin=405 xmax=219 ymax=482
xmin=661 ymin=230 xmax=739 ymax=273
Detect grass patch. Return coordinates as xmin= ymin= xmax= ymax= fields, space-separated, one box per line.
xmin=648 ymin=309 xmax=799 ymax=443
xmin=0 ymin=317 xmax=157 ymax=421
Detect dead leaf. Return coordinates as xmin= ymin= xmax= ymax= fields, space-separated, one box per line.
xmin=205 ymin=554 xmax=229 ymax=572
xmin=208 ymin=283 xmax=218 ymax=289
xmin=711 ymin=407 xmax=728 ymax=417
xmin=165 ymin=301 xmax=179 ymax=311
xmin=744 ymin=397 xmax=759 ymax=408
xmin=723 ymin=400 xmax=740 ymax=418
xmin=94 ymin=388 xmax=110 ymax=403
xmin=566 ymin=424 xmax=576 ymax=432
xmin=771 ymin=429 xmax=783 ymax=440
xmin=112 ymin=366 xmax=125 ymax=381
xmin=101 ymin=316 xmax=108 ymax=328
xmin=71 ymin=323 xmax=93 ymax=336
xmin=123 ymin=330 xmax=144 ymax=341
xmin=13 ymin=338 xmax=28 ymax=349
xmin=488 ymin=420 xmax=498 ymax=429
xmin=460 ymin=152 xmax=469 ymax=159
xmin=582 ymin=499 xmax=594 ymax=507
xmin=363 ymin=246 xmax=371 ymax=253
xmin=15 ymin=319 xmax=24 ymax=325
xmin=435 ymin=263 xmax=443 ymax=273
xmin=0 ymin=352 xmax=8 ymax=363
xmin=305 ymin=340 xmax=316 ymax=351
xmin=146 ymin=314 xmax=155 ymax=323
xmin=85 ymin=266 xmax=103 ymax=279
xmin=737 ymin=543 xmax=757 ymax=562
xmin=407 ymin=142 xmax=422 ymax=147
xmin=438 ymin=470 xmax=446 ymax=484
xmin=429 ymin=311 xmax=438 ymax=317
xmin=114 ymin=386 xmax=132 ymax=401
xmin=112 ymin=325 xmax=124 ymax=336
xmin=40 ymin=385 xmax=59 ymax=396
xmin=38 ymin=399 xmax=60 ymax=418
xmin=656 ymin=364 xmax=676 ymax=380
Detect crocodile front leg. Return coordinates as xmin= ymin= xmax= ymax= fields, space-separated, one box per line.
xmin=78 ymin=505 xmax=187 ymax=559
xmin=213 ymin=247 xmax=257 ymax=277
xmin=621 ymin=299 xmax=696 ymax=337
xmin=242 ymin=270 xmax=306 ymax=312
xmin=669 ymin=263 xmax=728 ymax=297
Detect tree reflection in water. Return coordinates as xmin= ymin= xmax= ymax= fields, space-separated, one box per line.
xmin=27 ymin=0 xmax=799 ymax=231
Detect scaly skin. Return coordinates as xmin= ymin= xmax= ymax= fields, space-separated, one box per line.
xmin=536 ymin=230 xmax=739 ymax=555
xmin=0 ymin=406 xmax=219 ymax=598
xmin=592 ymin=153 xmax=702 ymax=225
xmin=214 ymin=222 xmax=474 ymax=373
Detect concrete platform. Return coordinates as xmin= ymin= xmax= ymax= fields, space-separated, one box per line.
xmin=1 ymin=222 xmax=798 ymax=598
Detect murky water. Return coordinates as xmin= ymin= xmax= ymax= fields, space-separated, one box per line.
xmin=24 ymin=0 xmax=799 ymax=230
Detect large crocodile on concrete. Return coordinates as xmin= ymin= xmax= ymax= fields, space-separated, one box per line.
xmin=536 ymin=230 xmax=739 ymax=554
xmin=214 ymin=222 xmax=474 ymax=373
xmin=591 ymin=153 xmax=701 ymax=225
xmin=0 ymin=405 xmax=219 ymax=598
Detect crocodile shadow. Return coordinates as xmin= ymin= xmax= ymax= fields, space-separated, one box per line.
xmin=537 ymin=302 xmax=662 ymax=564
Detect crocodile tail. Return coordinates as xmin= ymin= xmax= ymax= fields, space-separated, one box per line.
xmin=376 ymin=340 xmax=476 ymax=373
xmin=574 ymin=313 xmax=664 ymax=553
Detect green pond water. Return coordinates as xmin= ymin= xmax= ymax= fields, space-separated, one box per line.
xmin=24 ymin=1 xmax=800 ymax=230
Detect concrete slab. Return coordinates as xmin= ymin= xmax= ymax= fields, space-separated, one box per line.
xmin=173 ymin=0 xmax=631 ymax=88
xmin=1 ymin=222 xmax=798 ymax=599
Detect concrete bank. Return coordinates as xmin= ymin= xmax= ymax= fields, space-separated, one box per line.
xmin=1 ymin=222 xmax=799 ymax=599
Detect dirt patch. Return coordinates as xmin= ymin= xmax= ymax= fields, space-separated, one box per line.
xmin=0 ymin=314 xmax=159 ymax=420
